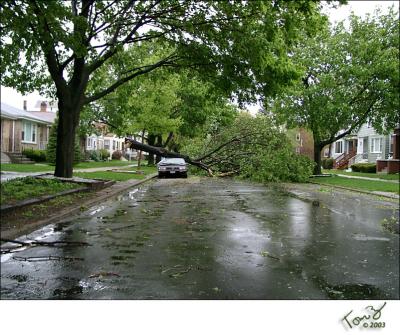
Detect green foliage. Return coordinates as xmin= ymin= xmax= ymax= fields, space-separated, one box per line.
xmin=322 ymin=158 xmax=334 ymax=170
xmin=183 ymin=113 xmax=314 ymax=182
xmin=86 ymin=150 xmax=101 ymax=162
xmin=99 ymin=149 xmax=110 ymax=160
xmin=351 ymin=163 xmax=377 ymax=173
xmin=1 ymin=176 xmax=78 ymax=205
xmin=22 ymin=149 xmax=47 ymax=162
xmin=269 ymin=8 xmax=399 ymax=173
xmin=46 ymin=117 xmax=82 ymax=165
xmin=1 ymin=1 xmax=331 ymax=177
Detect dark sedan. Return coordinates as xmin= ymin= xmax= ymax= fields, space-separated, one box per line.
xmin=157 ymin=158 xmax=188 ymax=178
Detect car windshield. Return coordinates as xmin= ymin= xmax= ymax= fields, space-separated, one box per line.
xmin=159 ymin=158 xmax=186 ymax=165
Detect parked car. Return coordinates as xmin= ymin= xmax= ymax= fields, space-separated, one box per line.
xmin=157 ymin=158 xmax=188 ymax=178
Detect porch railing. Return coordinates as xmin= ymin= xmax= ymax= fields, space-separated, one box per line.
xmin=334 ymin=150 xmax=357 ymax=169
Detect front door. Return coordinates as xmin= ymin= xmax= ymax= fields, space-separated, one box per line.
xmin=363 ymin=137 xmax=368 ymax=159
xmin=357 ymin=138 xmax=363 ymax=154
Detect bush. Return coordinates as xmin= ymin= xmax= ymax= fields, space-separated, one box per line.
xmin=322 ymin=158 xmax=334 ymax=170
xmin=87 ymin=150 xmax=101 ymax=162
xmin=351 ymin=163 xmax=376 ymax=173
xmin=22 ymin=149 xmax=47 ymax=162
xmin=112 ymin=150 xmax=123 ymax=160
xmin=99 ymin=149 xmax=110 ymax=160
xmin=46 ymin=118 xmax=82 ymax=165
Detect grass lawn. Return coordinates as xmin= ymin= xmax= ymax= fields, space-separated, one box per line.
xmin=74 ymin=166 xmax=157 ymax=181
xmin=1 ymin=176 xmax=80 ymax=206
xmin=312 ymin=175 xmax=400 ymax=194
xmin=324 ymin=169 xmax=399 ymax=181
xmin=74 ymin=160 xmax=136 ymax=169
xmin=1 ymin=160 xmax=136 ymax=173
xmin=1 ymin=163 xmax=53 ymax=172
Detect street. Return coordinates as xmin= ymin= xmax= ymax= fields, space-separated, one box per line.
xmin=1 ymin=177 xmax=399 ymax=299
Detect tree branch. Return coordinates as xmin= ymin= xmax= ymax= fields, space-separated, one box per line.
xmin=84 ymin=54 xmax=178 ymax=104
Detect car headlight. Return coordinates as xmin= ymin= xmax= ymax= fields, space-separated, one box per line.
xmin=159 ymin=166 xmax=166 ymax=171
xmin=179 ymin=166 xmax=186 ymax=170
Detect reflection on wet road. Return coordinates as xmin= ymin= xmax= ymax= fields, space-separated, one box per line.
xmin=1 ymin=177 xmax=399 ymax=299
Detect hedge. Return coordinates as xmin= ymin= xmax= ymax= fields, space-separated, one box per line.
xmin=22 ymin=149 xmax=47 ymax=162
xmin=322 ymin=158 xmax=334 ymax=170
xmin=351 ymin=163 xmax=377 ymax=173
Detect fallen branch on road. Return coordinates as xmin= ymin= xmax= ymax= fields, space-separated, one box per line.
xmin=1 ymin=238 xmax=91 ymax=248
xmin=13 ymin=255 xmax=84 ymax=262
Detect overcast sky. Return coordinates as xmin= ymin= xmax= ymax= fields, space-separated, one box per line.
xmin=1 ymin=1 xmax=398 ymax=111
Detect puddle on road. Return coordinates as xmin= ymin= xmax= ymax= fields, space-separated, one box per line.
xmin=1 ymin=178 xmax=399 ymax=299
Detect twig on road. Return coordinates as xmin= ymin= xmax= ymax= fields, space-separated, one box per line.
xmin=13 ymin=255 xmax=84 ymax=262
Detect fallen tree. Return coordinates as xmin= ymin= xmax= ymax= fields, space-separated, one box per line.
xmin=124 ymin=138 xmax=214 ymax=175
xmin=126 ymin=113 xmax=315 ymax=182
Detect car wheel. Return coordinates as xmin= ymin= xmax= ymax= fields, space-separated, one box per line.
xmin=182 ymin=172 xmax=188 ymax=178
xmin=158 ymin=172 xmax=163 ymax=178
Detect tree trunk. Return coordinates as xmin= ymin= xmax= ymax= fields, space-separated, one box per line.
xmin=313 ymin=142 xmax=323 ymax=175
xmin=147 ymin=134 xmax=156 ymax=165
xmin=155 ymin=135 xmax=163 ymax=163
xmin=54 ymin=104 xmax=79 ymax=178
xmin=137 ymin=129 xmax=145 ymax=170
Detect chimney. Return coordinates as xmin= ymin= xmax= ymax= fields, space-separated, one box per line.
xmin=40 ymin=101 xmax=47 ymax=112
xmin=23 ymin=100 xmax=27 ymax=111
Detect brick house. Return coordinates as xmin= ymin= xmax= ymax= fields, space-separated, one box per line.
xmin=1 ymin=101 xmax=56 ymax=154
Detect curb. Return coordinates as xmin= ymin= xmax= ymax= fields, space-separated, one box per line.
xmin=309 ymin=181 xmax=399 ymax=200
xmin=1 ymin=173 xmax=157 ymax=240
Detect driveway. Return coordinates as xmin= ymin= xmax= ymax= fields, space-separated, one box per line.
xmin=1 ymin=177 xmax=398 ymax=299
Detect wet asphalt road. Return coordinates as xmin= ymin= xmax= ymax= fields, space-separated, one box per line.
xmin=1 ymin=177 xmax=399 ymax=299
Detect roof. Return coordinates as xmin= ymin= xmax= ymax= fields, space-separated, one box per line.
xmin=1 ymin=102 xmax=55 ymax=125
xmin=29 ymin=111 xmax=57 ymax=124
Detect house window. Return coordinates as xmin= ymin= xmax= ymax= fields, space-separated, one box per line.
xmin=390 ymin=135 xmax=395 ymax=154
xmin=335 ymin=141 xmax=343 ymax=154
xmin=22 ymin=121 xmax=37 ymax=143
xmin=113 ymin=140 xmax=116 ymax=150
xmin=370 ymin=137 xmax=382 ymax=153
xmin=104 ymin=140 xmax=110 ymax=150
xmin=323 ymin=148 xmax=330 ymax=157
xmin=87 ymin=137 xmax=92 ymax=148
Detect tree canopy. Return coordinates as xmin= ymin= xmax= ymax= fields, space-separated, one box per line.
xmin=1 ymin=0 xmax=331 ymax=177
xmin=267 ymin=8 xmax=399 ymax=174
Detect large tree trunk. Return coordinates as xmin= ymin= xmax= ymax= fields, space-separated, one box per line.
xmin=155 ymin=135 xmax=163 ymax=163
xmin=54 ymin=103 xmax=79 ymax=178
xmin=147 ymin=134 xmax=156 ymax=166
xmin=313 ymin=142 xmax=323 ymax=175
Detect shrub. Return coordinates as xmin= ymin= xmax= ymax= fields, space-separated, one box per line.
xmin=99 ymin=149 xmax=110 ymax=160
xmin=351 ymin=163 xmax=376 ymax=173
xmin=88 ymin=150 xmax=101 ymax=162
xmin=321 ymin=158 xmax=334 ymax=170
xmin=22 ymin=149 xmax=47 ymax=162
xmin=46 ymin=118 xmax=82 ymax=165
xmin=112 ymin=150 xmax=123 ymax=160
